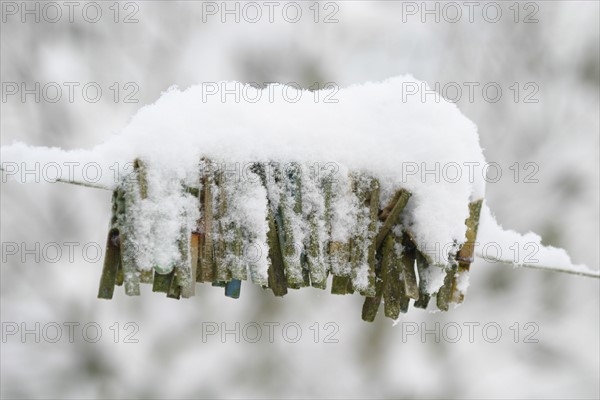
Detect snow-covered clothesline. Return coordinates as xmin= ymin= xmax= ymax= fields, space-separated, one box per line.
xmin=1 ymin=76 xmax=597 ymax=321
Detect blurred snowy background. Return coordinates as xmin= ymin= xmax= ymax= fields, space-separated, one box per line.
xmin=1 ymin=1 xmax=598 ymax=398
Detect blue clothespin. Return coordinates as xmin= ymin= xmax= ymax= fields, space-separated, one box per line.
xmin=225 ymin=279 xmax=241 ymax=299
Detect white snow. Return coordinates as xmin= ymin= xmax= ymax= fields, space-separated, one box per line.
xmin=128 ymin=161 xmax=199 ymax=274
xmin=477 ymin=203 xmax=598 ymax=276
